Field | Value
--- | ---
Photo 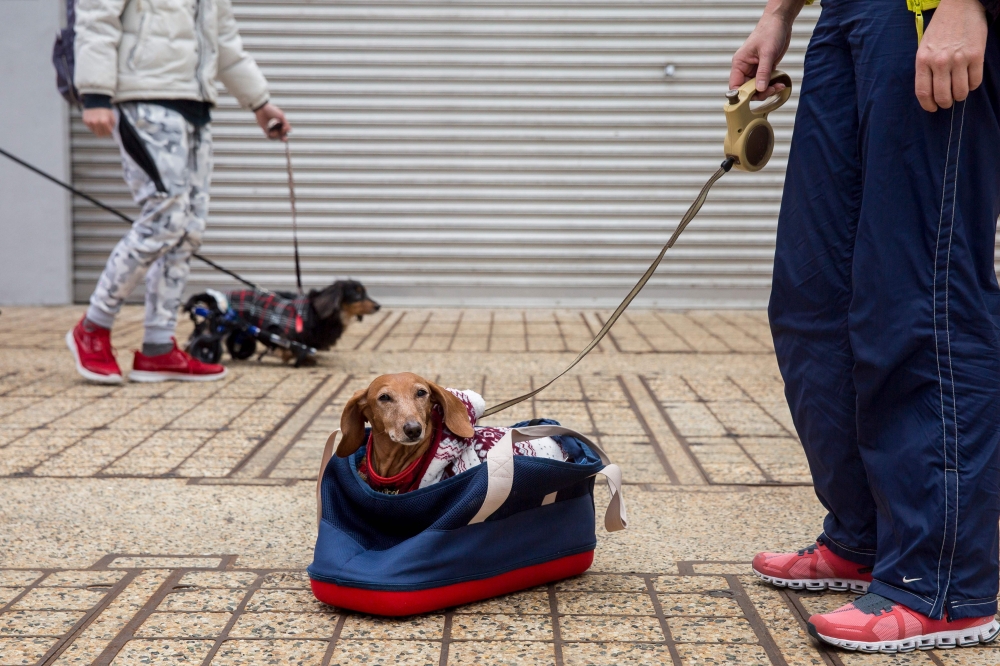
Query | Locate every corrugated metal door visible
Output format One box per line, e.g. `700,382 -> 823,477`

71,0 -> 821,307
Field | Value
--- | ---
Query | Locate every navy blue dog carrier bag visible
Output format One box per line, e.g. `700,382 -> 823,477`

308,423 -> 627,616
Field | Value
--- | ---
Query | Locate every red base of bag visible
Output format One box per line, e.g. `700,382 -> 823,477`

311,550 -> 594,616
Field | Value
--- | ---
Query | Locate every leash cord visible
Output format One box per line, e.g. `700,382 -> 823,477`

284,139 -> 304,294
482,157 -> 735,418
0,145 -> 261,291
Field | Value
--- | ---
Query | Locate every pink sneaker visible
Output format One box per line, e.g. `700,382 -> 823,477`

752,542 -> 872,592
65,317 -> 123,384
808,593 -> 1000,653
129,339 -> 227,383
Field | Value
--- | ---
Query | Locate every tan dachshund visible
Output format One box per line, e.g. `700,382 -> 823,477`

338,373 -> 475,484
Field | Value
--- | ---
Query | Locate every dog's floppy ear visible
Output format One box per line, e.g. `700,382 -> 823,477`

429,382 -> 474,439
312,283 -> 343,320
338,389 -> 369,457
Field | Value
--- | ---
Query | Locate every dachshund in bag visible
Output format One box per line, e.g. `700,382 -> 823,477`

336,373 -> 567,494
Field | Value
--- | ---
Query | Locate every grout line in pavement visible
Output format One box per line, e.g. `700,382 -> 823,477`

644,574 -> 683,666
617,376 -> 679,484
725,574 -> 788,666
636,374 -> 711,484
226,373 -> 331,477
259,374 -> 352,478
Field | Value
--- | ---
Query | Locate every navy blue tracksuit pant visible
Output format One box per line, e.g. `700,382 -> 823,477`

770,0 -> 1000,620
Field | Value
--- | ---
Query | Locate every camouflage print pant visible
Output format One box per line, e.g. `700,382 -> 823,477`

85,102 -> 212,345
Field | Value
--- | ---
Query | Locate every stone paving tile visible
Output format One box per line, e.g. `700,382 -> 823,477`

110,639 -> 214,664
157,588 -> 246,613
9,587 -> 109,610
340,614 -> 445,640
556,592 -> 657,616
211,639 -> 331,665
243,589 -> 328,612
449,614 -> 552,641
675,643 -> 772,665
228,611 -> 339,638
0,610 -> 84,636
177,571 -> 259,589
561,642 -> 673,665
135,611 -> 233,638
458,591 -> 550,615
0,636 -> 57,664
40,570 -> 125,588
667,616 -> 758,643
0,572 -> 43,588
448,641 -> 555,665
328,639 -> 440,665
558,615 -> 664,641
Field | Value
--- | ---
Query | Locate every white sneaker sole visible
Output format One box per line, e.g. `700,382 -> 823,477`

129,368 -> 228,383
65,330 -> 123,385
752,567 -> 870,593
811,618 -> 1000,653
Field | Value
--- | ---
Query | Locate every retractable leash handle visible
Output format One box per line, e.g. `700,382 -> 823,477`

723,70 -> 793,172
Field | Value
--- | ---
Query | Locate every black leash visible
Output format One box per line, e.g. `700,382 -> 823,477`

0,145 -> 261,291
482,158 -> 735,417
282,129 -> 303,293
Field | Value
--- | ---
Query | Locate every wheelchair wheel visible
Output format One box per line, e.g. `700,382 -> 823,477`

226,332 -> 257,360
188,336 -> 223,364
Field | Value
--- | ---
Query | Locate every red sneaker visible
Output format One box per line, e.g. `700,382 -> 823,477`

752,542 -> 872,592
129,339 -> 227,383
808,593 -> 1000,653
66,317 -> 123,384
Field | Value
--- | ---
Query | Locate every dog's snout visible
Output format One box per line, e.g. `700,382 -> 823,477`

373,302 -> 381,312
402,421 -> 422,441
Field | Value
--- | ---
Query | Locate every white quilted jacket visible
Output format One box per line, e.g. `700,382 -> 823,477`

73,0 -> 269,110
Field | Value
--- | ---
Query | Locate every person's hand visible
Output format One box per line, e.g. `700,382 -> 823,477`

255,102 -> 290,140
82,108 -> 116,138
915,0 -> 988,112
730,1 -> 804,99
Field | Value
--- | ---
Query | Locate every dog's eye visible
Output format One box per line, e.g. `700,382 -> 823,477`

415,389 -> 428,398
378,394 -> 392,403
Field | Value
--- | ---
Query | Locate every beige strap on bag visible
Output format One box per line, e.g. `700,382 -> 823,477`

466,425 -> 628,532
316,429 -> 341,527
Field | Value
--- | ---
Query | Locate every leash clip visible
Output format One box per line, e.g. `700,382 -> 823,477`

723,70 -> 793,172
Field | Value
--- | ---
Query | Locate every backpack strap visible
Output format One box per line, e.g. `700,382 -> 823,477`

316,429 -> 341,527
467,425 -> 627,532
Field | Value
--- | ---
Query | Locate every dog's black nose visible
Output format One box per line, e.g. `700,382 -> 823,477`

403,421 -> 422,440
373,302 -> 381,312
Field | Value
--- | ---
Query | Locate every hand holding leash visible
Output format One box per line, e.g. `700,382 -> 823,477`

258,104 -> 290,140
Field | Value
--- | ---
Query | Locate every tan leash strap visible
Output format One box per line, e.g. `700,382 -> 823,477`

482,159 -> 734,418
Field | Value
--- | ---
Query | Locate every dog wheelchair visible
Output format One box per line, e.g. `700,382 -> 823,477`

182,290 -> 317,367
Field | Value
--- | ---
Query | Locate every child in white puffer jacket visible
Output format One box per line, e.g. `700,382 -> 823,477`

66,0 -> 290,384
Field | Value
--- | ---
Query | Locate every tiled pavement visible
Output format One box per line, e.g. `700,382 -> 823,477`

0,306 -> 996,665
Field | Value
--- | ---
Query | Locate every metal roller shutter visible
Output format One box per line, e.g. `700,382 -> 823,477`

70,0 -> 821,307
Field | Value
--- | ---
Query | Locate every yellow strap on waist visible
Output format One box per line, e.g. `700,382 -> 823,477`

907,0 -> 941,42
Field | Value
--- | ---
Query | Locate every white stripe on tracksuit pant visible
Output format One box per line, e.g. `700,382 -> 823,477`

85,102 -> 212,345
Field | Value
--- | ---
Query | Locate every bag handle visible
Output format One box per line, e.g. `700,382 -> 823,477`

317,429 -> 341,527
467,425 -> 627,532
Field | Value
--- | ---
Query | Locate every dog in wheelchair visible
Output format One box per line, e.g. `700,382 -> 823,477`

183,280 -> 380,367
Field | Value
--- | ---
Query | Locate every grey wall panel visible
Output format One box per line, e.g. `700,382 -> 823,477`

72,0 -> 824,307
2,0 -> 72,305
